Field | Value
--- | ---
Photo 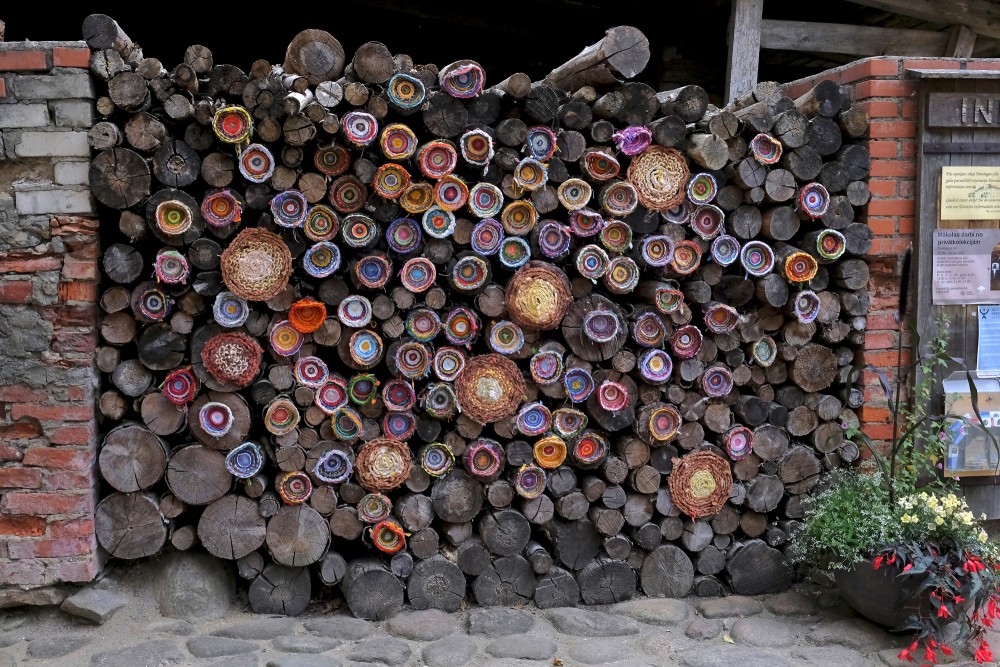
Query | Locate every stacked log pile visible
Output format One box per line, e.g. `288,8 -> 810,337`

87,13 -> 870,618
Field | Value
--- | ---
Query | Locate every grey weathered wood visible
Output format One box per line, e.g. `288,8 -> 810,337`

534,566 -> 581,608
543,518 -> 602,570
480,509 -> 531,557
640,544 -> 694,597
845,0 -> 1000,41
408,555 -> 466,612
725,0 -> 764,104
198,494 -> 266,560
760,19 -> 949,57
578,557 -> 636,604
473,555 -> 535,605
249,563 -> 311,616
342,558 -> 404,620
95,492 -> 167,559
727,539 -> 793,595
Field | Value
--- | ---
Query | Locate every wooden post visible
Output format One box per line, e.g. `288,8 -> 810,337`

725,0 -> 764,105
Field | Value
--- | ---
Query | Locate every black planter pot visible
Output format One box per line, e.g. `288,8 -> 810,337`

834,558 -> 923,630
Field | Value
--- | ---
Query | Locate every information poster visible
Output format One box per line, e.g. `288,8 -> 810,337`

933,229 -> 1000,304
979,306 -> 1000,377
941,166 -> 1000,220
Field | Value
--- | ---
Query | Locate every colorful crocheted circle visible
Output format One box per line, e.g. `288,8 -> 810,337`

373,163 -> 411,200
537,221 -> 572,259
270,320 -> 303,357
387,72 -> 426,109
155,200 -> 193,236
355,438 -> 412,492
558,178 -> 592,211
213,105 -> 253,143
400,257 -> 436,293
444,307 -> 480,346
464,438 -> 505,479
799,182 -> 830,219
534,436 -> 567,469
632,311 -> 667,348
514,464 -> 547,499
434,175 -> 469,211
600,181 -> 638,217
516,402 -> 552,437
331,405 -> 362,440
422,205 -> 457,239
460,129 -> 494,166
701,365 -> 734,397
582,308 -> 621,344
358,493 -> 393,523
386,217 -> 422,255
371,521 -> 406,554
423,382 -> 458,419
154,250 -> 189,285
552,408 -> 588,439
201,332 -> 262,388
314,144 -> 352,176
162,368 -> 197,405
725,426 -> 754,461
582,149 -> 621,181
330,176 -> 368,214
569,208 -> 604,237
454,353 -> 524,424
525,125 -> 557,161
295,356 -> 330,389
302,241 -> 342,278
711,234 -> 741,266
349,330 -> 384,368
400,181 -> 435,214
653,286 -> 684,314
421,443 -> 455,477
571,430 -> 609,467
670,240 -> 703,275
785,252 -> 819,283
750,133 -> 783,165
704,303 -> 740,334
264,397 -> 299,435
662,200 -> 693,224
793,290 -> 822,324
288,298 -> 327,334
612,125 -> 652,156
670,325 -> 703,360
136,286 -> 171,321
687,172 -> 718,205
597,380 -> 629,411
342,111 -> 379,147
530,350 -> 564,385
690,204 -> 725,240
226,441 -> 264,479
514,157 -> 548,191
201,189 -> 242,227
451,256 -> 489,293
439,61 -> 485,98
354,254 -> 393,289
639,348 -> 673,385
627,145 -> 690,211
600,220 -> 633,254
498,237 -> 531,269
212,291 -> 250,328
501,200 -> 537,236
468,183 -> 504,219
433,347 -> 466,382
314,448 -> 352,484
751,336 -> 778,367
341,214 -> 378,249
418,141 -> 458,179
563,367 -> 594,403
382,378 -> 416,412
740,240 -> 775,277
270,190 -> 309,228
347,373 -> 379,405
649,405 -> 681,442
238,144 -> 275,183
605,257 -> 638,293
471,218 -> 505,255
337,295 -> 373,328
641,235 -> 675,267
576,244 -> 610,281
394,340 -> 431,379
277,471 -> 313,505
220,228 -> 293,302
815,229 -> 846,260
199,402 -> 234,438
405,308 -> 441,342
490,320 -> 525,355
315,379 -> 348,414
382,410 -> 416,440
380,123 -> 418,160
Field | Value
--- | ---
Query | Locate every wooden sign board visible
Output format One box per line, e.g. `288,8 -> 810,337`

929,93 -> 1000,128
940,167 -> 1000,220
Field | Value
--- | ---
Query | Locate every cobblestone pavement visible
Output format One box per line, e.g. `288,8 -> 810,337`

0,583 -> 995,667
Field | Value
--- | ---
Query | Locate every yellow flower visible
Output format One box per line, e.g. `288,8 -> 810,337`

935,516 -> 945,526
980,531 -> 989,543
901,514 -> 912,524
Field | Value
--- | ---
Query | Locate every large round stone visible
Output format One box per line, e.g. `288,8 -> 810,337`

153,551 -> 235,621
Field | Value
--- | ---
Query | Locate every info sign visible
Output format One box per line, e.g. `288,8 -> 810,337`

932,229 -> 1000,304
941,167 -> 1000,220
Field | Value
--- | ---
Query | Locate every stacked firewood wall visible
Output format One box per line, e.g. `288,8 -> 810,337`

86,14 -> 871,618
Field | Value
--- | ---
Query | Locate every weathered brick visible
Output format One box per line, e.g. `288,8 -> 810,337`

898,217 -> 914,234
67,386 -> 90,401
53,160 -> 91,185
10,405 -> 93,422
1,491 -> 92,515
869,120 -> 916,139
868,140 -> 899,158
855,80 -> 917,99
51,332 -> 96,353
870,160 -> 916,177
0,255 -> 61,273
8,536 -> 94,559
52,558 -> 99,583
0,78 -> 6,98
14,131 -> 89,157
0,445 -> 25,461
0,515 -> 46,537
49,518 -> 95,539
0,385 -> 48,402
864,349 -> 912,367
0,103 -> 49,128
61,256 -> 97,281
867,217 -> 895,236
23,447 -> 90,470
0,560 -> 47,586
863,422 -> 897,441
48,424 -> 94,446
0,467 -> 44,489
902,58 -> 962,71
869,237 -> 913,256
57,281 -> 98,303
0,50 -> 48,72
838,58 -> 900,82
857,101 -> 899,118
45,471 -> 93,491
15,188 -> 94,216
868,180 -> 896,198
868,199 -> 915,216
53,47 -> 91,68
14,72 -> 94,100
0,279 -> 33,304
50,100 -> 94,128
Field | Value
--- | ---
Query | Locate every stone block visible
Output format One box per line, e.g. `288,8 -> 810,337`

0,104 -> 48,128
15,187 -> 92,215
60,586 -> 129,624
153,551 -> 235,621
54,160 -> 90,185
14,71 -> 94,100
50,100 -> 93,128
14,131 -> 89,157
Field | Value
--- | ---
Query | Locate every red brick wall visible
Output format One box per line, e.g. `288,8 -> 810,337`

0,42 -> 100,590
784,56 -> 1000,451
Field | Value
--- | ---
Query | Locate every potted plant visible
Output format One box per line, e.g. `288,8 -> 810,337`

791,257 -> 1000,663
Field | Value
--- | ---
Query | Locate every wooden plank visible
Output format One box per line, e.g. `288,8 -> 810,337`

725,0 -> 764,105
927,92 -> 1000,127
760,19 -> 948,57
924,142 -> 1000,153
846,0 -> 1000,41
948,25 -> 978,58
909,69 -> 1000,79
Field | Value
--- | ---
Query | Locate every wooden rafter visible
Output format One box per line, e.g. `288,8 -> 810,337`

846,0 -> 1000,41
760,19 -> 950,57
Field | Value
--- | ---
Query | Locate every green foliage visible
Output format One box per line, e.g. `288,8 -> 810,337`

789,469 -> 902,570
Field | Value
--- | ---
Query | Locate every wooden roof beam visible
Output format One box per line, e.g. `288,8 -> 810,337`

760,19 -> 950,57
845,0 -> 1000,41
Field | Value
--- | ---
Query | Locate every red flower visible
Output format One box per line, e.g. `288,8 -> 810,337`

975,639 -> 994,663
897,644 -> 914,662
924,645 -> 937,664
874,555 -> 884,570
941,644 -> 953,656
937,605 -> 951,619
903,563 -> 913,572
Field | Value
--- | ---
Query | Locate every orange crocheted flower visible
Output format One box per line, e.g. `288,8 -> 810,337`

288,298 -> 327,333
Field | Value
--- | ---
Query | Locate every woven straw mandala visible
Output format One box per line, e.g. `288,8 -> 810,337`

627,146 -> 691,212
355,438 -> 413,492
668,450 -> 732,518
455,353 -> 525,424
220,228 -> 293,301
201,331 -> 263,388
505,262 -> 573,331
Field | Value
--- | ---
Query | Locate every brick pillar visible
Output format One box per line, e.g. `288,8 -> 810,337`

0,41 -> 100,596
